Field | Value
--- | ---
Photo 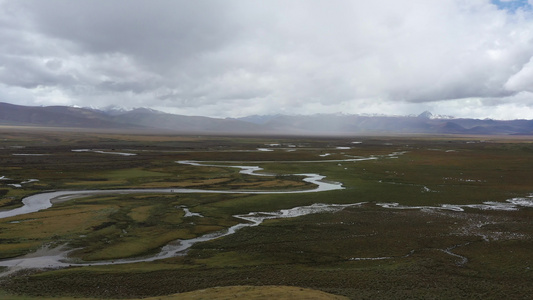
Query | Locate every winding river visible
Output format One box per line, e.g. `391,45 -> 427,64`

2,153 -> 533,275
0,163 -> 344,220
0,202 -> 364,275
0,159 -> 353,274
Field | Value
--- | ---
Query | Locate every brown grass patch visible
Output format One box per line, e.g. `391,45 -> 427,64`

0,204 -> 112,240
64,180 -> 124,186
128,205 -> 154,223
79,228 -> 194,261
228,179 -> 306,189
139,178 -> 232,188
143,285 -> 350,300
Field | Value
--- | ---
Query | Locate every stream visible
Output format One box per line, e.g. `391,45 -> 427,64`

2,153 -> 532,275
0,160 -> 345,220
0,159 -> 350,274
0,203 -> 364,275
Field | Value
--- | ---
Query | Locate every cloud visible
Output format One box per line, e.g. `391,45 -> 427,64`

1,0 -> 533,118
505,57 -> 533,91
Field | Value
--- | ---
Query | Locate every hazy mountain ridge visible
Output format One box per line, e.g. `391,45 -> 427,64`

0,102 -> 127,128
1,102 -> 533,135
110,107 -> 263,134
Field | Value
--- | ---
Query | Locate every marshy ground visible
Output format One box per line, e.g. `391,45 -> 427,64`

0,127 -> 532,299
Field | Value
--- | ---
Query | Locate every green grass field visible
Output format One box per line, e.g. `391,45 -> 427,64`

0,128 -> 532,299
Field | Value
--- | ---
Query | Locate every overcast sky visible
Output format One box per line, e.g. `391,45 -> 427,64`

1,0 -> 533,119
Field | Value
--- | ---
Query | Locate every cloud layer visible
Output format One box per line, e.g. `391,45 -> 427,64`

1,0 -> 533,119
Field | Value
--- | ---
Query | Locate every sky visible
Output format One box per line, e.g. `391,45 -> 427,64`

1,0 -> 533,119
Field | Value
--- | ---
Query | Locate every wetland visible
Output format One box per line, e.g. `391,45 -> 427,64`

0,127 -> 532,299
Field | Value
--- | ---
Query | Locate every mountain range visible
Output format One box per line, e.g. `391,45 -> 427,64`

1,102 -> 533,136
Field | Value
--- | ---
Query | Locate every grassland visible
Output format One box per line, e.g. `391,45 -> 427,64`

0,127 -> 532,299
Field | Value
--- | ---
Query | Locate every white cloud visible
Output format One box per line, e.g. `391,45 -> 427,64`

1,0 -> 533,119
505,57 -> 533,91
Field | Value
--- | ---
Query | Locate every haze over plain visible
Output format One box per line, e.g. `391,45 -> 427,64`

1,0 -> 533,119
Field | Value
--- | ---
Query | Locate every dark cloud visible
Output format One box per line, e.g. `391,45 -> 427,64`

29,2 -> 230,48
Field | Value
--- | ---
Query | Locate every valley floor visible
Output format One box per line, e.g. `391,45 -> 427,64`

0,128 -> 531,299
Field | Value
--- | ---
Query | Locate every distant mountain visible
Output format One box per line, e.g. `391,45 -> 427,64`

97,105 -> 132,116
1,102 -> 533,135
249,113 -> 533,135
0,102 -> 127,128
110,108 -> 263,134
417,111 -> 433,119
0,102 -> 260,134
234,114 -> 282,125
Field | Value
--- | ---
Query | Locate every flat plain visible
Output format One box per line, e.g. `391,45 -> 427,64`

0,126 -> 532,299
